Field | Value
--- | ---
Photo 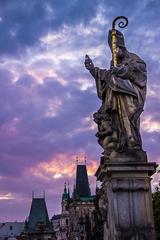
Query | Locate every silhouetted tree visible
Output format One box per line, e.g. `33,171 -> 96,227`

153,182 -> 160,240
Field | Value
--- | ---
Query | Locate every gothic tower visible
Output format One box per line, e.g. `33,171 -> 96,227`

75,164 -> 91,198
69,162 -> 95,240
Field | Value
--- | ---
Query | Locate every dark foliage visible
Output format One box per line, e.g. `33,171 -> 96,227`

153,183 -> 160,240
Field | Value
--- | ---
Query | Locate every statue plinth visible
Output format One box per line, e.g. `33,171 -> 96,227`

95,155 -> 157,240
100,149 -> 148,165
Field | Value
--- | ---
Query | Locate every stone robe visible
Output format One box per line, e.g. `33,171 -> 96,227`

91,51 -> 147,156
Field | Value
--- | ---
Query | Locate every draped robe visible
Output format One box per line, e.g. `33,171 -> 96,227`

90,51 -> 147,154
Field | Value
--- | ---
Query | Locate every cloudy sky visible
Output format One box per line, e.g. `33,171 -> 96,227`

0,0 -> 160,221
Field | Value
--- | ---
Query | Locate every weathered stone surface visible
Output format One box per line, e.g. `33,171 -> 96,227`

96,161 -> 157,240
85,26 -> 147,159
109,149 -> 147,163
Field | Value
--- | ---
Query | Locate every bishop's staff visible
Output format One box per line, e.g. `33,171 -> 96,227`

111,16 -> 128,66
111,16 -> 128,150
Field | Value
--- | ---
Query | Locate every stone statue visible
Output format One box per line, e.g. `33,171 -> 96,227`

84,20 -> 147,159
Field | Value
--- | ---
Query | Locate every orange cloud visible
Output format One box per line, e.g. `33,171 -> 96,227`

29,153 -> 98,180
87,161 -> 99,176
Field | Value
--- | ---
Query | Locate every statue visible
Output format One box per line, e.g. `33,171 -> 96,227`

84,17 -> 147,159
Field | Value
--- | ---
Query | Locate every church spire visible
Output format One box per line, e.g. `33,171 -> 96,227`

62,182 -> 68,201
75,162 -> 91,198
67,182 -> 70,199
64,182 -> 67,193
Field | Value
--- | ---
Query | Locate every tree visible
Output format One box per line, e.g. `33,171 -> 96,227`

153,182 -> 160,239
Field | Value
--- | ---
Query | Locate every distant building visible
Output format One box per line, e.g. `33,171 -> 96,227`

0,163 -> 97,240
0,222 -> 24,240
21,197 -> 56,240
52,183 -> 70,240
60,183 -> 70,240
68,163 -> 95,240
51,215 -> 61,240
51,163 -> 96,240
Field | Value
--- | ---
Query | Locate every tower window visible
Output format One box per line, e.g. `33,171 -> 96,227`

66,219 -> 68,225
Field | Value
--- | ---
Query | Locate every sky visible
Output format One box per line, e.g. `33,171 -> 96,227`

0,0 -> 160,222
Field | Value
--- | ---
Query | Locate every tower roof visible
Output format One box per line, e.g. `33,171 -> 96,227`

27,198 -> 52,232
62,182 -> 69,201
75,164 -> 91,198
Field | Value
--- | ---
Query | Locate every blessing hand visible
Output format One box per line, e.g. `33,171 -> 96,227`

84,54 -> 94,71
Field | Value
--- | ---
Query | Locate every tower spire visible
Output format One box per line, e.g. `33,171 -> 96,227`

76,156 -> 79,165
62,182 -> 68,201
64,182 -> 67,193
67,182 -> 70,199
84,155 -> 87,165
75,163 -> 91,197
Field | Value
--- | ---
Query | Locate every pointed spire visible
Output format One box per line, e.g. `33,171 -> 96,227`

62,182 -> 68,201
84,156 -> 87,165
76,156 -> 79,165
75,164 -> 91,197
32,191 -> 34,199
64,182 -> 67,193
67,182 -> 70,199
28,198 -> 52,231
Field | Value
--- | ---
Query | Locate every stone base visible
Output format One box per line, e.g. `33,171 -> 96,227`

95,160 -> 157,240
101,149 -> 147,164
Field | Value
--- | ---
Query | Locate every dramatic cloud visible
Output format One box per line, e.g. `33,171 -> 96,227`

0,0 -> 160,221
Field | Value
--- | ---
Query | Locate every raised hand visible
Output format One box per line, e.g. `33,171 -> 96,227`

84,54 -> 94,71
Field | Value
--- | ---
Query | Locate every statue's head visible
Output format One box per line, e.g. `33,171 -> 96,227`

108,29 -> 125,49
108,29 -> 126,59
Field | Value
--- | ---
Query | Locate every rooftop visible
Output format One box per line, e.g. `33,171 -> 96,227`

27,198 -> 53,232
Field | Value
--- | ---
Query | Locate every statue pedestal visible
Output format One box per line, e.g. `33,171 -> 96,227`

95,158 -> 157,240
